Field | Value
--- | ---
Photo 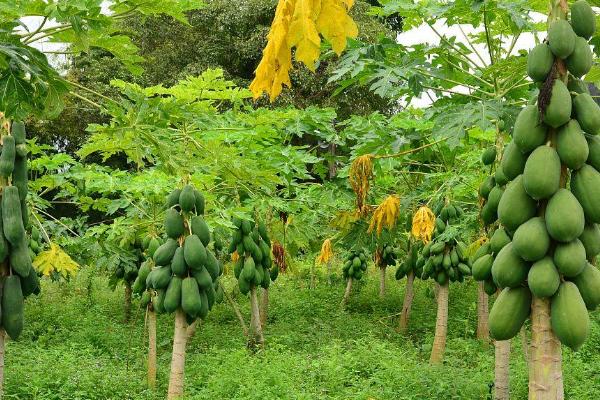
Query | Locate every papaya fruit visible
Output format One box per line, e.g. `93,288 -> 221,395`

12,155 -> 27,201
490,228 -> 511,254
238,276 -> 250,295
20,267 -> 39,297
568,76 -> 590,95
489,287 -> 532,340
551,281 -> 590,351
2,275 -> 23,340
494,167 -> 509,186
527,43 -> 554,82
571,0 -> 596,39
579,224 -> 600,259
165,209 -> 185,239
193,266 -> 213,290
528,257 -> 560,298
548,19 -> 576,59
153,289 -> 166,313
556,120 -> 589,170
484,279 -> 497,296
481,202 -> 497,225
191,215 -> 210,247
9,239 -> 31,278
573,93 -> 600,135
166,189 -> 181,208
513,105 -> 547,153
587,136 -> 600,171
566,36 -> 593,77
471,243 -> 491,264
198,290 -> 209,319
481,147 -> 497,165
479,176 -> 495,199
258,222 -> 270,245
484,186 -> 504,223
543,79 -> 572,128
241,257 -> 256,283
491,243 -> 529,288
193,189 -> 205,215
163,276 -> 182,313
430,242 -> 446,255
153,238 -> 178,266
171,247 -> 187,277
233,257 -> 243,279
571,165 -> 600,223
151,266 -> 172,289
147,237 -> 161,258
497,175 -> 537,232
472,254 -> 493,281
500,142 -> 527,181
545,189 -> 585,242
179,185 -> 196,213
270,265 -> 279,281
140,291 -> 151,309
0,205 -> 7,262
2,186 -> 25,246
523,146 -> 560,200
183,234 -> 207,270
11,121 -> 26,144
181,277 -> 202,317
571,263 -> 600,310
512,217 -> 550,262
0,135 -> 15,178
205,251 -> 220,281
254,265 -> 265,286
241,220 -> 252,235
554,239 -> 587,277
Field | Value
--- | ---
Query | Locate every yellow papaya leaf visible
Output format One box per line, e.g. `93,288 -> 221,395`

411,206 -> 435,243
288,0 -> 322,71
316,238 -> 333,264
349,154 -> 374,213
33,243 -> 79,278
368,195 -> 401,236
316,0 -> 358,54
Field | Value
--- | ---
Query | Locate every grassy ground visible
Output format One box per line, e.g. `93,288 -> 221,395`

5,265 -> 600,399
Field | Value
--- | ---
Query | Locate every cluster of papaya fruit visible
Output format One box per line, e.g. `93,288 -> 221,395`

229,218 -> 277,295
395,243 -> 420,280
378,243 -> 398,269
342,249 -> 368,280
111,241 -> 145,289
136,185 -> 223,323
417,203 -> 470,285
0,122 -> 40,340
476,2 -> 600,351
28,225 -> 44,261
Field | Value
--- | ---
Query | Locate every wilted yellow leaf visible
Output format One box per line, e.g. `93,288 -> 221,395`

368,195 -> 401,236
316,238 -> 333,264
411,206 -> 435,243
288,0 -> 321,70
349,154 -> 374,214
33,243 -> 79,278
316,0 -> 358,54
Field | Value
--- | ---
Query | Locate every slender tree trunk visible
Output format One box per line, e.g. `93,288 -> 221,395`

379,267 -> 386,298
495,339 -> 511,400
521,325 -> 529,364
429,283 -> 449,365
528,297 -> 564,399
222,283 -> 248,336
248,286 -> 264,348
477,282 -> 489,341
398,271 -> 415,333
124,281 -> 132,323
147,308 -> 157,390
341,278 -> 353,308
260,288 -> 269,328
167,309 -> 189,400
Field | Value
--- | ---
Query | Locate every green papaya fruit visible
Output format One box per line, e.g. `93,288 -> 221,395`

512,217 -> 551,262
2,186 -> 25,246
153,289 -> 166,313
579,224 -> 600,259
568,76 -> 590,95
457,263 -> 471,276
193,266 -> 213,290
556,120 -> 589,170
513,105 -> 547,153
430,242 -> 445,255
545,189 -> 585,242
450,248 -> 459,267
179,185 -> 196,213
472,254 -> 494,281
20,267 -> 39,297
484,279 -> 497,296
205,251 -> 220,281
527,43 -> 554,82
191,215 -> 210,247
487,186 -> 504,211
198,290 -> 209,319
490,228 -> 511,254
166,189 -> 181,208
548,19 -> 576,59
163,276 -> 182,313
523,146 -> 560,200
241,257 -> 256,283
151,266 -> 172,289
497,175 -> 537,232
171,247 -> 187,277
494,167 -> 509,186
241,220 -> 252,235
11,121 -> 26,144
482,147 -> 497,165
587,136 -> 600,171
238,276 -> 250,295
2,275 -> 23,340
181,277 -> 202,317
527,257 -> 560,298
571,165 -> 600,223
554,239 -> 587,277
0,135 -> 15,178
12,155 -> 27,201
500,141 -> 527,181
471,243 -> 491,264
481,202 -> 497,225
9,239 -> 31,278
479,176 -> 495,199
0,205 -> 7,262
193,189 -> 205,215
140,291 -> 151,309
489,287 -> 532,340
233,257 -> 243,279
270,265 -> 279,281
571,0 -> 596,39
435,218 -> 446,233
551,281 -> 589,351
165,209 -> 185,239
543,79 -> 572,128
491,243 -> 529,288
183,235 -> 207,270
153,238 -> 178,266
147,238 -> 161,258
254,265 -> 265,286
573,93 -> 600,134
571,263 -> 600,310
566,36 -> 593,77
442,253 -> 452,270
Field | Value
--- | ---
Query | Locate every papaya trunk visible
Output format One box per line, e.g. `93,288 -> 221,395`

477,282 -> 489,341
248,286 -> 264,348
398,271 -> 415,333
379,267 -> 386,298
221,282 -> 248,337
147,308 -> 157,390
341,278 -> 353,308
429,283 -> 449,365
528,297 -> 564,400
167,309 -> 189,400
124,281 -> 132,323
260,287 -> 269,328
494,339 -> 511,400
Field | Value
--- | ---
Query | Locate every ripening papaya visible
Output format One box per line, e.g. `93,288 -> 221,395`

500,141 -> 527,180
579,224 -> 600,259
566,37 -> 593,77
472,254 -> 494,281
479,176 -> 495,199
571,0 -> 596,40
571,165 -> 600,223
568,77 -> 590,95
184,234 -> 207,270
490,228 -> 511,254
548,19 -> 576,59
481,147 -> 497,165
163,276 -> 182,313
153,238 -> 178,266
543,79 -> 572,128
489,287 -> 532,340
512,217 -> 550,262
165,209 -> 185,239
527,257 -> 560,298
2,275 -> 23,340
513,105 -> 548,153
573,93 -> 600,135
556,120 -> 589,170
523,146 -> 561,200
491,243 -> 530,288
551,281 -> 589,351
171,247 -> 187,277
2,186 -> 25,246
0,135 -> 15,178
498,175 -> 537,231
554,239 -> 587,277
527,43 -> 554,82
571,263 -> 600,310
191,215 -> 210,247
587,136 -> 600,171
181,277 -> 202,317
545,189 -> 585,242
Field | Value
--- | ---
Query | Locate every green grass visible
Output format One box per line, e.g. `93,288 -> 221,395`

5,265 -> 600,399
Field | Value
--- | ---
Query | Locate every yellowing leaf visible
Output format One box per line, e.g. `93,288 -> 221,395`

411,206 -> 435,244
316,0 -> 358,54
349,154 -> 374,213
316,238 -> 333,264
33,243 -> 79,278
288,0 -> 321,70
368,195 -> 401,236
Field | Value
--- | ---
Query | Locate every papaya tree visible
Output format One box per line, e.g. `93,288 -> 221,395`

340,248 -> 369,308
